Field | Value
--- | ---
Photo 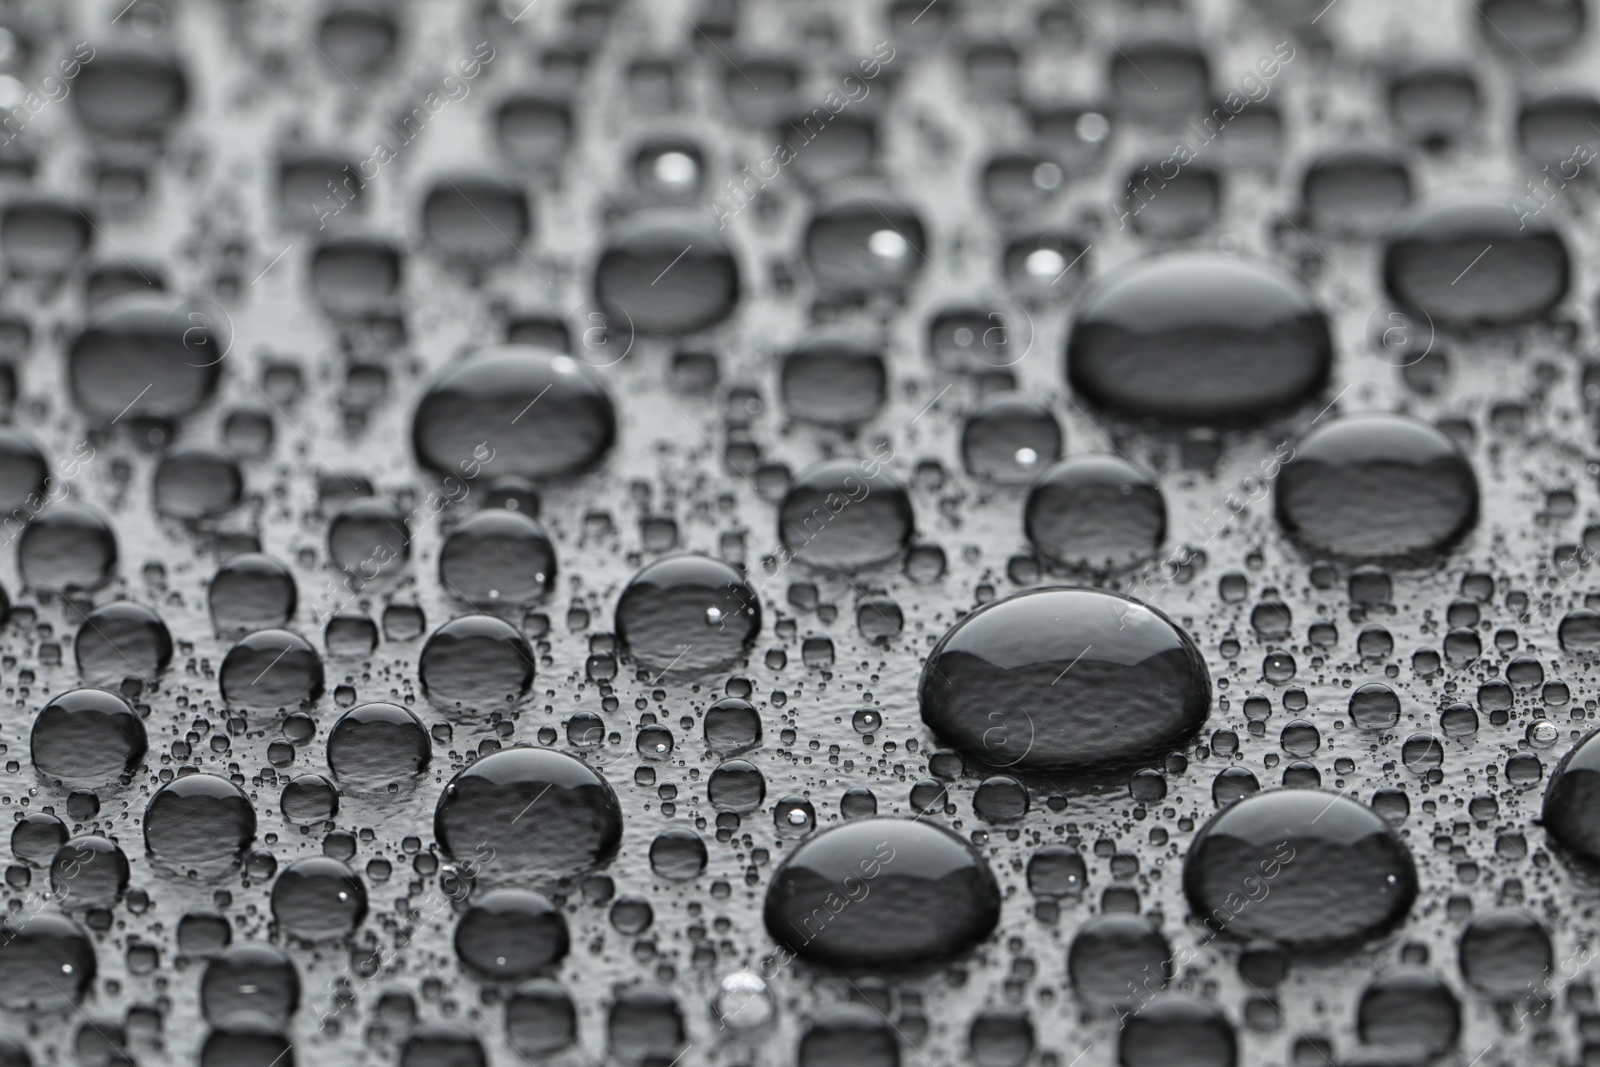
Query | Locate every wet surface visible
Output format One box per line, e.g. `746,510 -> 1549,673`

4,1 -> 1600,1066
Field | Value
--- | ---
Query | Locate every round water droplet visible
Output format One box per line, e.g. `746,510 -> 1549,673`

454,889 -> 568,979
1349,683 -> 1401,730
1458,910 -> 1552,998
201,942 -> 298,1023
50,835 -> 128,908
68,294 -> 223,420
327,701 -> 430,787
704,697 -> 761,753
780,337 -> 887,426
960,394 -> 1063,484
434,747 -> 622,883
19,502 -> 118,592
0,427 -> 46,512
806,182 -> 926,293
707,760 -> 765,813
1383,190 -> 1569,325
440,509 -> 556,606
1066,252 -> 1332,423
1184,790 -> 1417,947
208,553 -> 297,633
30,687 -> 146,782
72,48 -> 188,137
413,347 -> 616,480
0,913 -> 96,1010
1301,148 -> 1412,234
920,587 -> 1209,769
326,496 -> 409,578
777,459 -> 914,571
153,443 -> 242,520
649,828 -> 708,880
1539,728 -> 1600,862
1118,996 -> 1236,1067
219,629 -> 324,711
200,1015 -> 294,1067
422,176 -> 530,261
418,614 -> 535,705
1275,413 -> 1478,558
616,554 -> 761,672
270,857 -> 366,941
74,601 -> 172,685
1068,912 -> 1171,1005
144,773 -> 256,867
1024,455 -> 1166,571
764,818 -> 1000,967
798,1004 -> 898,1067
713,970 -> 774,1031
594,215 -> 738,334
1356,968 -> 1461,1058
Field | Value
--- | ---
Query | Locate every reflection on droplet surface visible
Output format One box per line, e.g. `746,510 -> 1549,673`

764,818 -> 1000,967
1275,414 -> 1477,558
920,587 -> 1209,769
1066,252 -> 1332,422
1184,790 -> 1417,947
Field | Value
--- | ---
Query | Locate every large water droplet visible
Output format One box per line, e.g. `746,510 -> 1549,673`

1184,790 -> 1417,947
1024,455 -> 1165,571
920,587 -> 1209,769
763,818 -> 1000,967
433,747 -> 622,883
1275,413 -> 1478,558
1066,252 -> 1332,423
615,554 -> 760,673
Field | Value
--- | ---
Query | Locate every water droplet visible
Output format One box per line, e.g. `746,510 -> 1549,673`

1024,455 -> 1165,571
454,889 -> 568,979
1276,413 -> 1477,558
30,687 -> 146,782
615,554 -> 761,672
1066,252 -> 1332,422
920,587 -> 1210,769
418,614 -> 534,706
1184,790 -> 1417,947
778,459 -> 913,571
764,818 -> 1000,967
144,773 -> 256,868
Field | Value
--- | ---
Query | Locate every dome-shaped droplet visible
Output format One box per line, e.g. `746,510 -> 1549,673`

1068,912 -> 1171,1006
615,554 -> 761,673
704,697 -> 761,754
326,496 -> 409,578
1356,968 -> 1461,1058
310,236 -> 401,314
153,443 -> 242,520
74,601 -> 172,685
30,687 -> 146,782
50,834 -> 128,908
1383,190 -> 1569,325
219,629 -> 324,711
412,347 -> 616,480
454,888 -> 569,979
1478,0 -> 1584,56
594,215 -> 739,334
433,747 -> 622,883
418,614 -> 534,705
1540,728 -> 1600,862
1184,790 -> 1417,947
1275,413 -> 1478,558
777,458 -> 913,571
764,818 -> 1000,967
208,553 -> 297,633
400,1024 -> 486,1067
0,428 -> 46,512
1065,252 -> 1332,423
144,773 -> 256,867
270,857 -> 366,941
18,502 -> 118,592
1024,455 -> 1165,571
1301,148 -> 1411,234
72,48 -> 188,137
1458,910 -> 1552,998
805,182 -> 926,293
0,912 -> 96,1010
439,509 -> 556,606
920,587 -> 1209,769
960,394 -> 1062,484
67,294 -> 223,420
1118,996 -> 1236,1067
799,1004 -> 899,1067
422,176 -> 530,261
327,701 -> 430,787
201,942 -> 298,1024
780,337 -> 887,425
200,1015 -> 294,1067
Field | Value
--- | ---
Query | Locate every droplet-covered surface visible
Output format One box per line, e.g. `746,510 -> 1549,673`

0,2 -> 1597,1065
